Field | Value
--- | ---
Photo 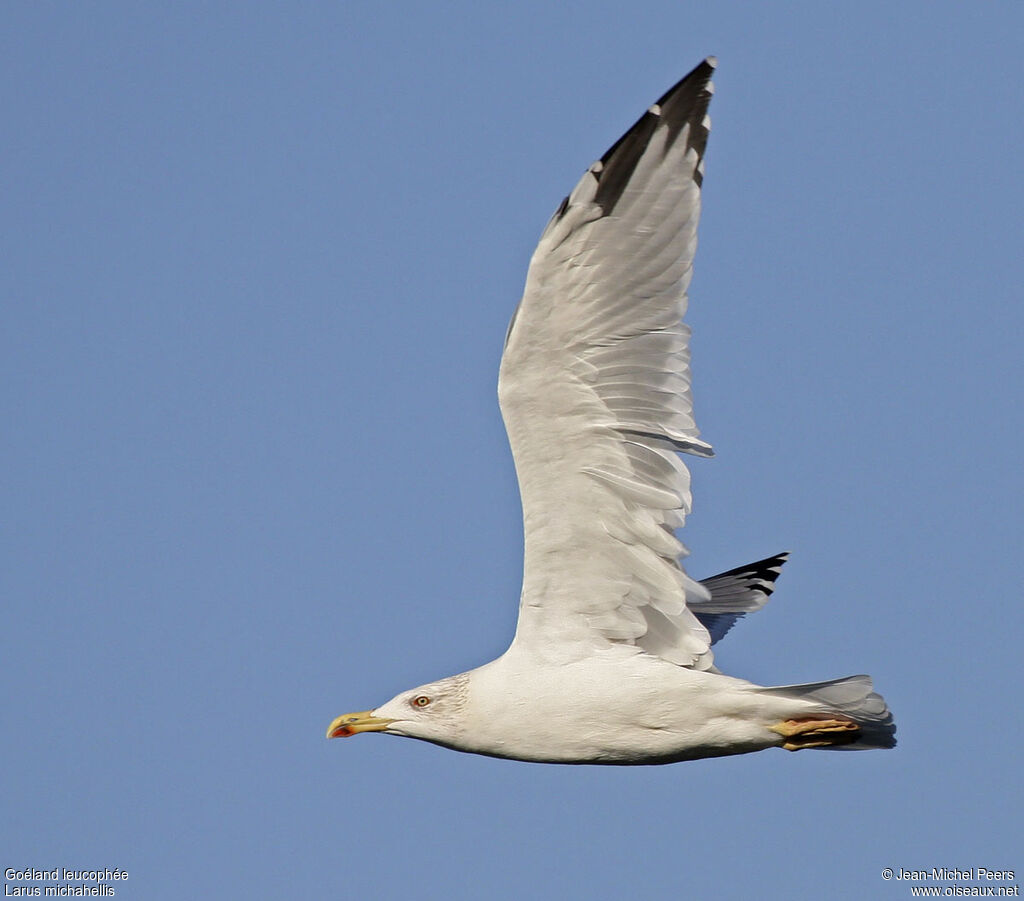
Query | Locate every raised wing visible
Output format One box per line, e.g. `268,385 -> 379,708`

499,59 -> 717,669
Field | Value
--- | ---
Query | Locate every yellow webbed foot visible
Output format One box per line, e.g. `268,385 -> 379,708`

770,716 -> 860,751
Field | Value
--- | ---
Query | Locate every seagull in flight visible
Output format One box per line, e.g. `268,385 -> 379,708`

327,58 -> 895,764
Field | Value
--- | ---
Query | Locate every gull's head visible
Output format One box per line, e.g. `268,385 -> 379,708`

326,673 -> 470,746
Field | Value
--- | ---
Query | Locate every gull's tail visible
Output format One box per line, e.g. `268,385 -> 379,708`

762,674 -> 897,751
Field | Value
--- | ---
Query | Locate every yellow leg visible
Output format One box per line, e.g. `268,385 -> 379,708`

770,716 -> 860,751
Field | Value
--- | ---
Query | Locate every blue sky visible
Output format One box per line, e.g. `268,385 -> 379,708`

4,2 -> 1022,898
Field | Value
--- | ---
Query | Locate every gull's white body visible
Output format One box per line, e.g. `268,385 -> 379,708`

327,59 -> 895,764
405,648 -> 808,765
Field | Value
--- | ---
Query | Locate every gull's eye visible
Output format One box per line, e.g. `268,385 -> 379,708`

411,695 -> 431,709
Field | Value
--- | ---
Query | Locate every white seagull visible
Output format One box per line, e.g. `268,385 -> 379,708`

327,58 -> 895,764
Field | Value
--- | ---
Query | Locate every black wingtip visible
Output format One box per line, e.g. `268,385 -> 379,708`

586,59 -> 716,215
705,552 -> 791,590
654,57 -> 717,105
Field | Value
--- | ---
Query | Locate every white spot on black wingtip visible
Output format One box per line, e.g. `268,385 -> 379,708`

705,55 -> 718,68
590,160 -> 604,174
706,80 -> 715,95
648,103 -> 662,116
701,113 -> 711,130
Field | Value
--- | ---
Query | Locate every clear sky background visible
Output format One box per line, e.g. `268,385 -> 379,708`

4,3 -> 1022,899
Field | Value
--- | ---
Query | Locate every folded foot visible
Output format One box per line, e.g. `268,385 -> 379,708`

770,716 -> 860,751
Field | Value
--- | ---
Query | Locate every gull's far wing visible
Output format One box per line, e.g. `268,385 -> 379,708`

499,59 -> 718,669
694,553 -> 789,645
